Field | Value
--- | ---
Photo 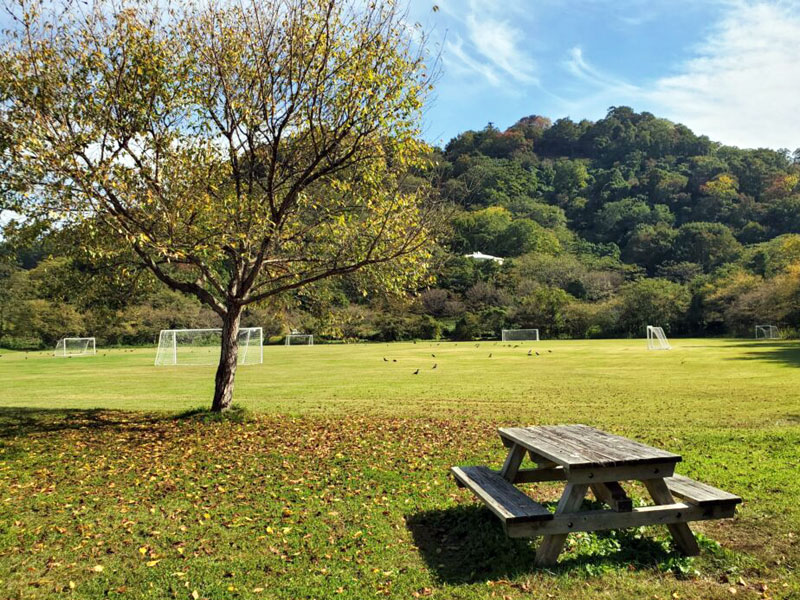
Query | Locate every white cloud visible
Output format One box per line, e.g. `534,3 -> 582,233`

565,47 -> 638,94
438,0 -> 537,87
650,1 -> 800,149
561,2 -> 800,149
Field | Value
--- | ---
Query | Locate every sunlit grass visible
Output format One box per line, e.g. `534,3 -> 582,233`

0,338 -> 798,598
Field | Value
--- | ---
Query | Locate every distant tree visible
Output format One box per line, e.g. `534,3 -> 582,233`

2,0 -> 439,411
539,118 -> 588,156
655,261 -> 704,284
674,223 -> 742,271
495,219 -> 561,257
694,174 -> 741,223
552,159 -> 590,197
512,286 -> 572,335
623,224 -> 678,272
451,207 -> 512,255
618,278 -> 690,335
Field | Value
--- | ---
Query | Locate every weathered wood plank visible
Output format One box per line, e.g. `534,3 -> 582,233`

645,478 -> 700,556
451,466 -> 553,524
508,501 -> 736,538
498,427 -> 586,466
590,481 -> 632,512
665,475 -> 742,507
534,483 -> 588,566
566,462 -> 676,484
513,467 -> 567,483
498,425 -> 681,469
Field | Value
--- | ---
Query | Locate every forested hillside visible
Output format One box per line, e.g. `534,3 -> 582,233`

3,107 -> 800,347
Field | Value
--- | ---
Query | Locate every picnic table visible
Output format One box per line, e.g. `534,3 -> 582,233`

452,424 -> 741,567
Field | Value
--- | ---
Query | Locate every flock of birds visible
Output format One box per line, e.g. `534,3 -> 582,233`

383,343 -> 553,375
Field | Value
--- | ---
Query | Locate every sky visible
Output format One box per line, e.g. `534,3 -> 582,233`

407,0 -> 800,151
2,0 -> 799,230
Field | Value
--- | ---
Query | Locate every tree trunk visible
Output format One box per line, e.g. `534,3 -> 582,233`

211,305 -> 242,412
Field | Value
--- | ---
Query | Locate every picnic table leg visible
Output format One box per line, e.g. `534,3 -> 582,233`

499,443 -> 526,481
644,478 -> 700,556
534,483 -> 588,567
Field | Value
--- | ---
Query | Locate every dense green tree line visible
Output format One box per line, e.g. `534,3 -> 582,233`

3,107 -> 800,347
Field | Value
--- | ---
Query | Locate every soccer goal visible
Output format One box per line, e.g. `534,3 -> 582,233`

755,324 -> 779,339
155,327 -> 263,366
54,337 -> 96,357
646,325 -> 671,351
501,328 -> 539,342
285,330 -> 314,346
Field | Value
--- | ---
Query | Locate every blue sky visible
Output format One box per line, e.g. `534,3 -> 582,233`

407,0 -> 800,150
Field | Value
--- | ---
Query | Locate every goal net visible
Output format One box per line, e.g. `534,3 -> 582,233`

646,325 -> 671,350
155,327 -> 263,366
285,332 -> 314,345
501,328 -> 539,342
54,337 -> 96,357
754,324 -> 779,339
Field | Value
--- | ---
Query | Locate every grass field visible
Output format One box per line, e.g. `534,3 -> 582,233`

1,338 -> 799,599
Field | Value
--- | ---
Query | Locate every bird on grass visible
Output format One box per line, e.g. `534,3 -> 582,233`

527,349 -> 532,356
548,350 -> 552,353
413,369 -> 420,375
535,351 -> 540,356
392,359 -> 397,362
383,357 -> 388,362
431,353 -> 436,358
488,353 -> 492,358
432,363 -> 437,369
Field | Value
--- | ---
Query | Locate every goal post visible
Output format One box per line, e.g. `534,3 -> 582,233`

501,328 -> 539,342
754,324 -> 779,339
154,327 -> 263,366
285,332 -> 314,346
54,337 -> 96,357
646,325 -> 671,351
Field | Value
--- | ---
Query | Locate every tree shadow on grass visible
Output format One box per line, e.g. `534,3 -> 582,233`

406,503 -> 684,584
723,341 -> 800,368
0,406 -> 163,440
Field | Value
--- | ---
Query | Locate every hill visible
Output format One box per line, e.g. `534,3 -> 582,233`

2,107 -> 800,346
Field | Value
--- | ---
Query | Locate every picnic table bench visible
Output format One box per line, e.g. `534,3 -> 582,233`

451,424 -> 741,566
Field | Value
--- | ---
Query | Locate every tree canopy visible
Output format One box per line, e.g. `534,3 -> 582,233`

1,0 -> 440,409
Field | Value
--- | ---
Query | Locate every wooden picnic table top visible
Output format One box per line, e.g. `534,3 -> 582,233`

498,424 -> 682,469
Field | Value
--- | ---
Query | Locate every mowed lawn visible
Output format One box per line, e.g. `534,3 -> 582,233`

0,339 -> 798,599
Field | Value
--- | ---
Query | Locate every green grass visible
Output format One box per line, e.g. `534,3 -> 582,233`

0,339 -> 798,599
